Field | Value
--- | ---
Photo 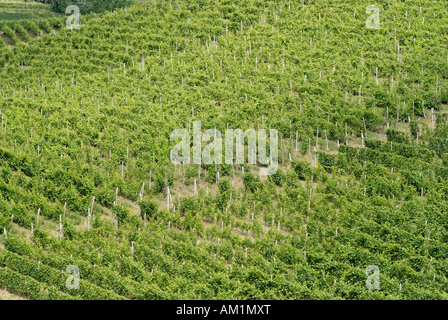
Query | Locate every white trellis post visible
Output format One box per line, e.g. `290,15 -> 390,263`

139,182 -> 145,200
345,122 -> 348,145
59,215 -> 63,239
295,131 -> 298,151
308,138 -> 311,157
87,208 -> 91,230
167,186 -> 170,209
376,67 -> 378,85
91,196 -> 95,213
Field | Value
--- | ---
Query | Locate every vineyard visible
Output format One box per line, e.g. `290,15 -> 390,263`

0,0 -> 60,21
0,0 -> 448,299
